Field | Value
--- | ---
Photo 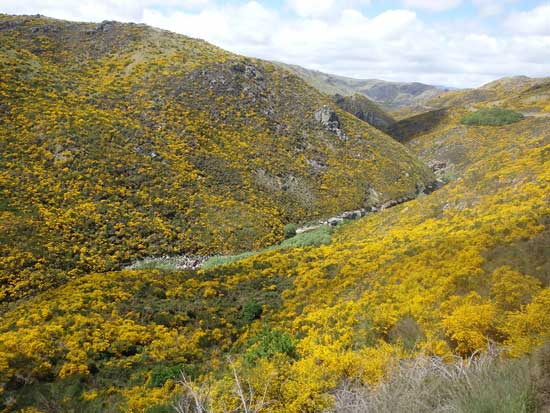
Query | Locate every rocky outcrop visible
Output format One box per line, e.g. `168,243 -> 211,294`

314,105 -> 348,141
84,20 -> 117,35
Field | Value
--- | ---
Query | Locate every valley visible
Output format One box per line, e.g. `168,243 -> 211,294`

0,12 -> 549,413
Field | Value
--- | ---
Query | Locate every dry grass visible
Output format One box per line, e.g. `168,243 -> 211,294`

333,347 -> 537,413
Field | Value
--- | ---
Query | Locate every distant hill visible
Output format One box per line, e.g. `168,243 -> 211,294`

276,62 -> 451,110
426,75 -> 550,110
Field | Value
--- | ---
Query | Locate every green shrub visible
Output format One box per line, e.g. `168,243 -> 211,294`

461,108 -> 524,126
241,299 -> 263,323
245,326 -> 297,365
284,223 -> 298,239
148,364 -> 184,388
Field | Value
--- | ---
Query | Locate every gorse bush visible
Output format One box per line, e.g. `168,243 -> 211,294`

0,14 -> 435,303
461,107 -> 524,126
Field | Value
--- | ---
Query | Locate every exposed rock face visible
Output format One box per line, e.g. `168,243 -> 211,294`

95,20 -> 116,33
428,160 -> 447,171
314,105 -> 348,141
332,94 -> 396,135
427,159 -> 456,183
84,20 -> 118,35
305,158 -> 328,174
314,105 -> 339,125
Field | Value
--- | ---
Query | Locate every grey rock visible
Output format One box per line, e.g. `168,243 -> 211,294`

341,210 -> 363,220
96,21 -> 116,32
305,158 -> 328,173
314,105 -> 348,141
429,160 -> 447,172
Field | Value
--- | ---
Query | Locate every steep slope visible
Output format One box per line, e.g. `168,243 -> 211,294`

388,108 -> 448,142
332,93 -> 397,135
1,65 -> 548,411
0,14 -> 435,303
277,62 -> 450,110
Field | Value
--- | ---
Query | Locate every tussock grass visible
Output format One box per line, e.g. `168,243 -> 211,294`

126,258 -> 179,271
202,225 -> 332,269
334,348 -> 537,413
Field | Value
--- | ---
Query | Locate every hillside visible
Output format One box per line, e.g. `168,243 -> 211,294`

0,14 -> 436,303
426,75 -> 550,112
332,93 -> 397,135
1,13 -> 549,413
277,63 -> 450,110
1,32 -> 549,411
389,75 -> 550,141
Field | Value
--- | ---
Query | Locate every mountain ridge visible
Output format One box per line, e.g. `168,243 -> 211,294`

276,62 -> 451,110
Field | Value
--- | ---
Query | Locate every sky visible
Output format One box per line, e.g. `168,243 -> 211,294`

1,0 -> 550,87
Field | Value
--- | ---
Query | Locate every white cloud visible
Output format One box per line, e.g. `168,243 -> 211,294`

505,3 -> 550,35
471,0 -> 518,17
285,0 -> 336,17
1,0 -> 550,88
401,0 -> 462,12
284,0 -> 371,18
471,0 -> 501,16
143,1 -> 277,48
0,0 -> 212,22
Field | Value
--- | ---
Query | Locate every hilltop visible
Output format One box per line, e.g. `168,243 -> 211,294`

426,75 -> 550,112
0,14 -> 435,303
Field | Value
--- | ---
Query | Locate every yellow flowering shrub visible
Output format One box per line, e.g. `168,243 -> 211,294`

0,13 -> 549,413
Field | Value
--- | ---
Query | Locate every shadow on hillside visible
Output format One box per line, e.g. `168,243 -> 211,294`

388,108 -> 448,142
